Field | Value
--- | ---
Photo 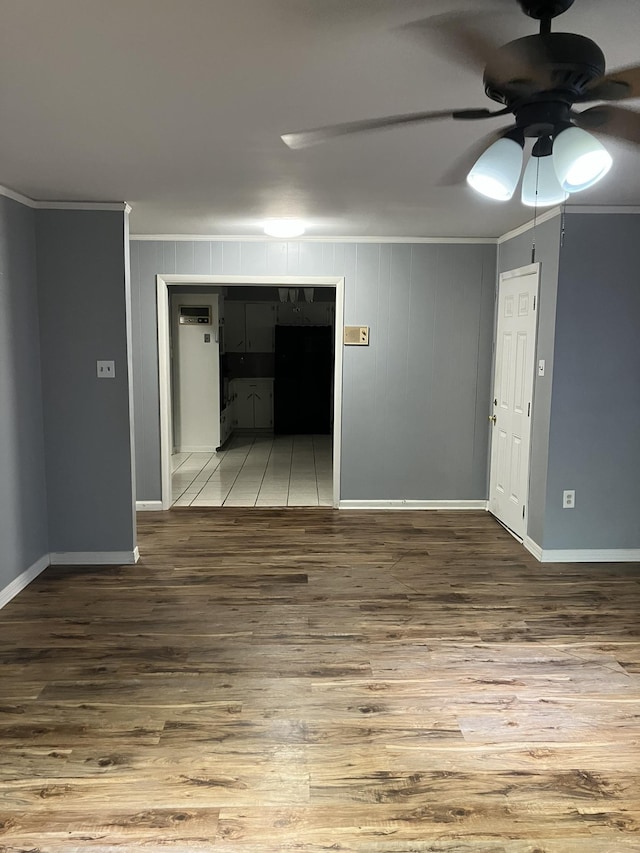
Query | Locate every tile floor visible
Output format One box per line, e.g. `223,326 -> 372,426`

171,433 -> 333,507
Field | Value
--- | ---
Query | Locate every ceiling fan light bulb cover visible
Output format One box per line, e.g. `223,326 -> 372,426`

552,127 -> 612,192
521,154 -> 569,207
466,137 -> 524,201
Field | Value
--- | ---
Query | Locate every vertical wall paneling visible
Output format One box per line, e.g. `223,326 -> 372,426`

266,241 -> 287,276
175,241 -> 195,274
131,239 -> 497,503
223,242 -> 242,275
193,241 -> 211,274
162,241 -> 177,275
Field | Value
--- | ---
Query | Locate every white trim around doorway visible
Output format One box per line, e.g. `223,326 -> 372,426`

156,274 -> 345,511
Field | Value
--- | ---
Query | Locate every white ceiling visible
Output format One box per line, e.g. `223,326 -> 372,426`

1,0 -> 639,238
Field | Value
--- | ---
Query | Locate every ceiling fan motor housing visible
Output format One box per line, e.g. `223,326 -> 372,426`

484,33 -> 606,106
518,0 -> 575,20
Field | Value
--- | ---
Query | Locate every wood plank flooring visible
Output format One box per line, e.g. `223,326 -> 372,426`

1,509 -> 640,851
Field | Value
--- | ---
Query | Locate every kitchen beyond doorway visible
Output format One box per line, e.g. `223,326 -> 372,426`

171,433 -> 332,507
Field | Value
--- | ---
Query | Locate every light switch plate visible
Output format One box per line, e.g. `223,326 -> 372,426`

97,360 -> 115,378
538,359 -> 546,377
344,326 -> 369,346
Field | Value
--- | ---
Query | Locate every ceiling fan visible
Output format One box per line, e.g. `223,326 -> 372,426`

281,0 -> 640,206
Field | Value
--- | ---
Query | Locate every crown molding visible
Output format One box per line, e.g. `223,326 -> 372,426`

0,186 -> 130,213
497,207 -> 562,244
498,203 -> 640,245
563,205 -> 640,215
37,201 -> 130,212
0,185 -> 38,208
130,234 -> 498,244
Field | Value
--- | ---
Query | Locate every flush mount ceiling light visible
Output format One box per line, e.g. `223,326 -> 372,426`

263,219 -> 306,238
280,0 -> 640,209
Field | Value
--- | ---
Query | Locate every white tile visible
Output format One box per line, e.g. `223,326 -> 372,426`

224,497 -> 258,507
172,433 -> 333,509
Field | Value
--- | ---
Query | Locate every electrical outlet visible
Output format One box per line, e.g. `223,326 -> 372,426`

97,360 -> 115,379
563,489 -> 575,509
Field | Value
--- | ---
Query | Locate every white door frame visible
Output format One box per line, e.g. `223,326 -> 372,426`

489,262 -> 540,539
157,274 -> 345,511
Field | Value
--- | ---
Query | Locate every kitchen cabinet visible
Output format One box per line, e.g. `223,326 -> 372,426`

245,303 -> 276,352
230,379 -> 273,429
222,301 -> 276,353
276,301 -> 332,326
223,301 -> 246,352
219,405 -> 233,447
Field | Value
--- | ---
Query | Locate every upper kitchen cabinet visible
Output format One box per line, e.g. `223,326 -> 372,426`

223,301 -> 246,352
245,303 -> 276,352
276,301 -> 333,326
223,301 -> 276,353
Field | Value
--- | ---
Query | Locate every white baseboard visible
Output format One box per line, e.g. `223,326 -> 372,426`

0,554 -> 50,611
523,537 -> 544,560
176,445 -> 219,453
50,548 -> 140,566
136,501 -> 164,512
524,537 -> 640,563
338,500 -> 488,510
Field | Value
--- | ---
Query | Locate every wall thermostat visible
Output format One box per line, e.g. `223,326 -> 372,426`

344,326 -> 369,346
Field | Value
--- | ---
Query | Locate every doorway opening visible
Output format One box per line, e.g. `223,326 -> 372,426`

157,275 -> 345,510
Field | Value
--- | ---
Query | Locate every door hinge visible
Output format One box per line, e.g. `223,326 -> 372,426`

533,295 -> 536,310
522,505 -> 526,518
528,402 -> 531,416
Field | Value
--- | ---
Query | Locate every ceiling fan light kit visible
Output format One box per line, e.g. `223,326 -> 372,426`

471,122 -> 612,204
281,0 -> 640,210
466,135 -> 524,200
521,151 -> 569,206
551,125 -> 613,191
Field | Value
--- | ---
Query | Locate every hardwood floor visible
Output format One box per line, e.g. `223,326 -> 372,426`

1,508 -> 640,851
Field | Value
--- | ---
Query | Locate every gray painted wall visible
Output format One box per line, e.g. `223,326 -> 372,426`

498,215 -> 561,545
130,240 -> 497,502
36,210 -> 136,553
0,197 -> 49,589
544,213 -> 640,549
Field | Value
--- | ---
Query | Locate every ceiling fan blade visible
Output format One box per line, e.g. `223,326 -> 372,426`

574,105 -> 640,146
582,64 -> 640,102
402,13 -> 551,90
438,125 -> 514,186
281,108 -> 504,150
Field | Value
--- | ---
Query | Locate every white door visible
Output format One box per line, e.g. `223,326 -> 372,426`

488,265 -> 539,539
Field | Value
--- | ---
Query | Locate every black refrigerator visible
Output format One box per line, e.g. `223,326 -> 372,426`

274,325 -> 333,434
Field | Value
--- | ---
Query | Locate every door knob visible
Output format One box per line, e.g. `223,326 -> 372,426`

489,414 -> 497,424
